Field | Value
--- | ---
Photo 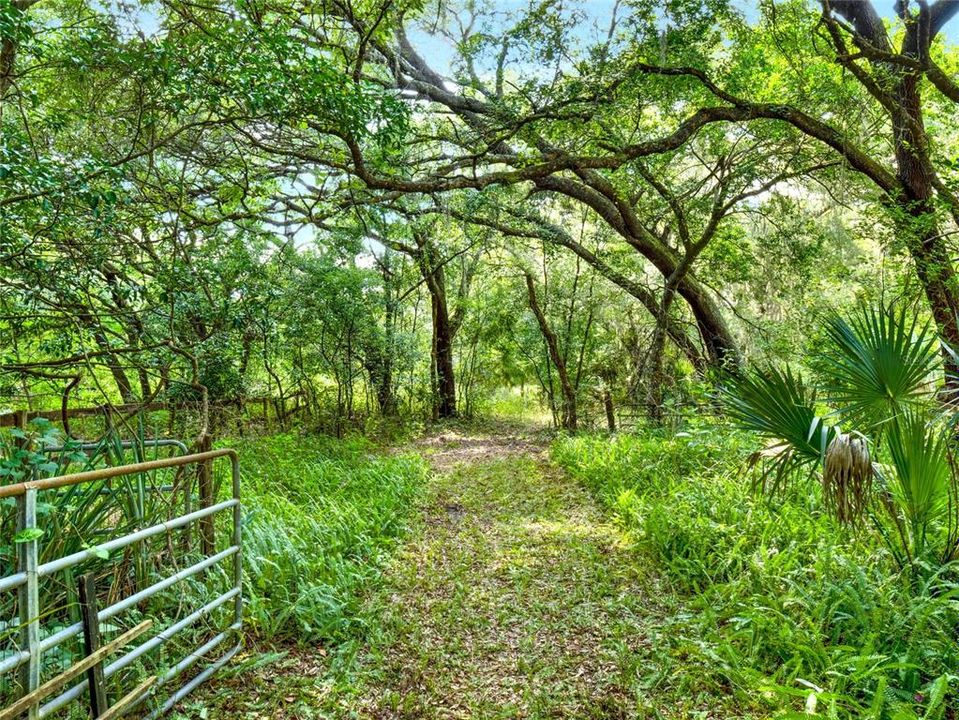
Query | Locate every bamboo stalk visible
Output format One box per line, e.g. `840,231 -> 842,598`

0,621 -> 152,720
96,676 -> 157,720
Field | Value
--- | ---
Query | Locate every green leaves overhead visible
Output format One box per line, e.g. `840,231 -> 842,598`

164,14 -> 408,144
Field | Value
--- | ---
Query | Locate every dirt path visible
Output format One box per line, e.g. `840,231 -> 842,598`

339,426 -> 669,719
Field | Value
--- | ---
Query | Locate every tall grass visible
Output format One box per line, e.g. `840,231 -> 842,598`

553,426 -> 959,719
230,434 -> 427,642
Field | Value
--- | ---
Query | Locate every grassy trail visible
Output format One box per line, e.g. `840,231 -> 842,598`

340,426 -> 676,719
191,427 -> 700,719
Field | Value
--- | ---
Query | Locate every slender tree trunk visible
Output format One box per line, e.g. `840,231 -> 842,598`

369,272 -> 398,416
87,327 -> 135,403
603,388 -> 616,432
644,319 -> 668,424
421,253 -> 457,419
525,272 -> 577,431
368,354 -> 396,416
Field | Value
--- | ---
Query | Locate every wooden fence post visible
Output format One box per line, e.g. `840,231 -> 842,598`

12,410 -> 28,451
78,574 -> 108,717
198,434 -> 215,556
101,405 -> 114,441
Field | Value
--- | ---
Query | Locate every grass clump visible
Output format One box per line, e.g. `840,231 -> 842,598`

553,425 -> 959,719
232,433 -> 428,642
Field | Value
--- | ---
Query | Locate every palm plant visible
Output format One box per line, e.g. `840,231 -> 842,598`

819,305 -> 939,432
722,302 -> 956,569
721,364 -> 833,495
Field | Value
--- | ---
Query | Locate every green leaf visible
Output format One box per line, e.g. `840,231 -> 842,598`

14,528 -> 43,544
83,544 -> 109,560
720,364 -> 833,494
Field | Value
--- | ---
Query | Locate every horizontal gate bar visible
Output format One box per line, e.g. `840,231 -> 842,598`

0,500 -> 239,595
0,621 -> 152,720
107,588 -> 241,677
0,449 -> 237,499
144,626 -> 242,717
39,588 -> 240,717
40,501 -> 237,579
43,439 -> 189,455
0,547 -> 238,675
39,588 -> 240,716
124,624 -> 242,719
147,643 -> 240,719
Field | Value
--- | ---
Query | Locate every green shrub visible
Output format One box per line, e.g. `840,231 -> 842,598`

553,427 -> 959,718
230,434 -> 427,642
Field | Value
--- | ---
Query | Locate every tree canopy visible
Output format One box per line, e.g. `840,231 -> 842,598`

0,0 -> 956,429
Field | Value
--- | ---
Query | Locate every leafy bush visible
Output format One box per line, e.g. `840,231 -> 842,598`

230,434 -> 427,641
553,427 -> 959,719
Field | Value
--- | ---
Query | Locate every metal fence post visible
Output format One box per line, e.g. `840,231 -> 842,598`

16,489 -> 40,720
231,453 -> 243,632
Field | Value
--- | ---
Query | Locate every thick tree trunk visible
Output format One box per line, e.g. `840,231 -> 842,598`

418,250 -> 457,419
680,279 -> 738,368
633,232 -> 738,369
893,75 -> 959,359
525,273 -> 577,431
106,360 -> 135,404
603,388 -> 616,432
533,179 -> 739,369
831,1 -> 959,364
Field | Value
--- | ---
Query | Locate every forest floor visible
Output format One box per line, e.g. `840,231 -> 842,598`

186,423 -> 732,719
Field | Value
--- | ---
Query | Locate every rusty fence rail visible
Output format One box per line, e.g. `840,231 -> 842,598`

0,449 -> 242,719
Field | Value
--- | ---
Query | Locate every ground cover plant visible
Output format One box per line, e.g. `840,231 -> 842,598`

231,434 -> 428,642
554,423 -> 959,718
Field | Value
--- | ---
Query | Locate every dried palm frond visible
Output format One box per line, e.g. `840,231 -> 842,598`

822,431 -> 873,525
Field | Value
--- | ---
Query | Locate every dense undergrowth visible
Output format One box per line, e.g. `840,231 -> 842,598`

553,425 -> 959,719
230,434 -> 428,642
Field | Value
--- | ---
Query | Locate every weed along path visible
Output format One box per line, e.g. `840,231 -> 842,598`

192,427 -> 722,719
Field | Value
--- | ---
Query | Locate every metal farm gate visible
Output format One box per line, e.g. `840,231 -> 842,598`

0,444 -> 242,719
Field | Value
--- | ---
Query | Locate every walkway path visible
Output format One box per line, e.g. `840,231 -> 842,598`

345,426 -> 667,719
